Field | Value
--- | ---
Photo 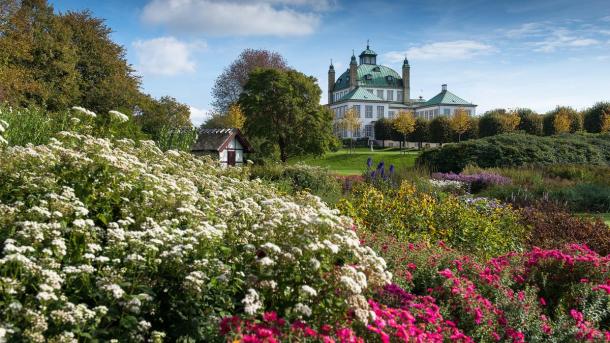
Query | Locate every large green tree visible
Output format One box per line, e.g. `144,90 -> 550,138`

240,68 -> 334,162
516,108 -> 543,135
583,102 -> 610,133
135,95 -> 192,139
429,116 -> 453,144
60,10 -> 141,114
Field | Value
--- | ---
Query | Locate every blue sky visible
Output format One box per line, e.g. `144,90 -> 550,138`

51,0 -> 610,124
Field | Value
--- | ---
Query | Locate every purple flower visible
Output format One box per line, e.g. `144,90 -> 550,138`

389,164 -> 395,175
367,157 -> 373,168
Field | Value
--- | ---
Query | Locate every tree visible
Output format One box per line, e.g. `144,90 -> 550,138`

543,106 -> 580,135
338,108 -> 361,153
240,68 -> 334,162
392,110 -> 416,152
60,10 -> 141,114
212,49 -> 288,113
135,95 -> 192,139
429,116 -> 453,144
478,109 -> 520,137
449,108 -> 471,142
225,103 -> 246,130
583,102 -> 610,133
516,108 -> 543,135
0,0 -> 80,110
409,118 -> 430,148
553,110 -> 571,134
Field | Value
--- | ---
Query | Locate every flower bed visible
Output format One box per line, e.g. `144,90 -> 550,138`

0,133 -> 390,341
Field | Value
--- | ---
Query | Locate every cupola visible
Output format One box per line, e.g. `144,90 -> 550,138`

359,41 -> 377,65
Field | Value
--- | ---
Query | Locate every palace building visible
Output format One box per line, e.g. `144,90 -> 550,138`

328,44 -> 477,139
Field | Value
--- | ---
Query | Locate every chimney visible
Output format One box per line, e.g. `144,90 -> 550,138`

442,84 -> 447,91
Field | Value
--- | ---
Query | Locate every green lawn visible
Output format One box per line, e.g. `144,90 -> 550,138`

290,147 -> 420,175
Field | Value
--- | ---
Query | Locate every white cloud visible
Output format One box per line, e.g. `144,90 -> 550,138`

384,40 -> 494,62
532,29 -> 599,52
141,0 -> 323,36
505,22 -> 546,38
189,106 -> 210,125
132,36 -> 203,76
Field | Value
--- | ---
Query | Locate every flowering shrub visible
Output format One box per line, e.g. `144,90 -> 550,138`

0,132 -> 390,341
432,171 -> 512,193
339,181 -> 527,258
360,231 -> 610,342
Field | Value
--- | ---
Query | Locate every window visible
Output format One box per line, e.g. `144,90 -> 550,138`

365,124 -> 373,138
387,76 -> 393,82
353,105 -> 361,117
397,91 -> 403,102
466,109 -> 472,115
443,108 -> 451,116
365,105 -> 373,118
377,106 -> 384,118
389,110 -> 395,118
353,127 -> 361,137
434,109 -> 439,116
365,74 -> 372,80
373,66 -> 380,72
367,89 -> 374,94
387,90 -> 394,101
377,90 -> 384,99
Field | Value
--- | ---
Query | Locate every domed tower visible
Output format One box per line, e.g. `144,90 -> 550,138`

328,60 -> 335,105
349,51 -> 357,90
359,42 -> 377,65
402,56 -> 410,105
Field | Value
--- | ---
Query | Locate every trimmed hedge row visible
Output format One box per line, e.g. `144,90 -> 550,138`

416,132 -> 610,172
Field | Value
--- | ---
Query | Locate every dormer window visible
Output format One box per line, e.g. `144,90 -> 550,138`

386,76 -> 393,82
373,66 -> 380,72
365,74 -> 372,80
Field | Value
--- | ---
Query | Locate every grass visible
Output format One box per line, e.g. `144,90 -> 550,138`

290,147 -> 420,175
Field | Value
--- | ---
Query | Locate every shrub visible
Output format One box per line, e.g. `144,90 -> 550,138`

359,233 -> 610,342
339,181 -> 527,258
0,133 -> 390,341
429,116 -> 453,143
417,132 -> 610,172
249,163 -> 341,201
520,204 -> 610,255
431,172 -> 511,193
516,108 -> 543,136
543,106 -> 582,135
584,102 -> 610,133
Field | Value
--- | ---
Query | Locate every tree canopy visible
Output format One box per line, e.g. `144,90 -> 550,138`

212,49 -> 288,113
239,68 -> 334,162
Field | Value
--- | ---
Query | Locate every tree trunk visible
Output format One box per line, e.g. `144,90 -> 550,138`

403,134 -> 407,154
279,136 -> 288,162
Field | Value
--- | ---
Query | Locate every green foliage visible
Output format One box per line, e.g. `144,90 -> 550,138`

0,133 -> 389,341
249,163 -> 341,203
155,127 -> 198,152
339,181 -> 527,258
409,117 -> 430,145
583,102 -> 610,133
135,95 -> 192,140
516,108 -> 543,135
543,106 -> 582,135
478,109 -> 520,137
0,105 -> 146,146
417,132 -> 610,172
428,116 -> 452,143
240,68 -> 334,162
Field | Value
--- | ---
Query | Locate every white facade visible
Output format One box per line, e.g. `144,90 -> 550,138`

219,137 -> 245,166
415,105 -> 476,121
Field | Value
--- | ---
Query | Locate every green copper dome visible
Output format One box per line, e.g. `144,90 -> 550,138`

333,64 -> 402,91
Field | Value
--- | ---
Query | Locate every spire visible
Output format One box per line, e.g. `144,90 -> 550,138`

367,39 -> 370,49
350,49 -> 357,65
329,59 -> 334,70
403,54 -> 409,66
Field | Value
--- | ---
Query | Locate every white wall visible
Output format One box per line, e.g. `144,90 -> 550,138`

219,137 -> 245,166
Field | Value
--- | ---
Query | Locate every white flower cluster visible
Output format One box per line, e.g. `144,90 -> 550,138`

71,106 -> 97,118
428,178 -> 465,190
0,132 -> 391,340
109,110 -> 129,123
0,119 -> 8,145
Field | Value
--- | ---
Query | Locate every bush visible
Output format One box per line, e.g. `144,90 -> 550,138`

249,163 -> 341,201
0,133 -> 390,341
431,171 -> 511,193
339,181 -> 527,259
359,234 -> 610,342
520,204 -> 610,255
0,105 -> 146,146
543,106 -> 582,135
417,132 -> 610,172
583,102 -> 610,133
